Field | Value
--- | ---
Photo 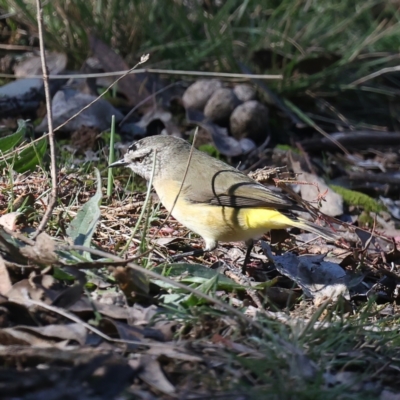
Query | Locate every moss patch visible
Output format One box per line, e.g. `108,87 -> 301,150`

330,185 -> 385,213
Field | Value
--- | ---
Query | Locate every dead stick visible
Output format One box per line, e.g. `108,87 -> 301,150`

33,0 -> 57,238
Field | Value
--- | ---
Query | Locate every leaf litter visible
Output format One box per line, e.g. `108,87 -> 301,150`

0,162 -> 398,399
0,116 -> 397,397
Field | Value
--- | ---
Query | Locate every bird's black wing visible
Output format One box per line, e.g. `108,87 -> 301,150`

185,168 -> 304,211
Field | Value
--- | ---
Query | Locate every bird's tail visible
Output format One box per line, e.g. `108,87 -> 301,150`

290,217 -> 339,241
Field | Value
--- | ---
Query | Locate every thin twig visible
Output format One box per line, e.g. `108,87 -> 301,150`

33,0 -> 57,238
0,69 -> 283,80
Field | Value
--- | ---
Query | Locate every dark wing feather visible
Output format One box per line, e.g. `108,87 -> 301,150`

184,166 -> 304,212
209,193 -> 303,211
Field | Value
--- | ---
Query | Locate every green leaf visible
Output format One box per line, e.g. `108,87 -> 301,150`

153,263 -> 244,291
66,168 -> 102,255
0,119 -> 25,152
159,293 -> 187,304
12,136 -> 47,173
53,267 -> 75,281
0,120 -> 47,173
183,274 -> 219,307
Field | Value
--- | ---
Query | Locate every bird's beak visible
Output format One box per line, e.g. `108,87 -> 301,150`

108,158 -> 128,168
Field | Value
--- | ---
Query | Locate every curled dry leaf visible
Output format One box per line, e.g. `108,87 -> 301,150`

0,212 -> 22,231
89,35 -> 151,108
129,354 -> 176,396
0,256 -> 12,296
291,159 -> 343,217
0,323 -> 87,347
69,297 -> 131,320
7,274 -> 62,305
36,89 -> 124,133
262,242 -> 350,305
20,232 -> 59,265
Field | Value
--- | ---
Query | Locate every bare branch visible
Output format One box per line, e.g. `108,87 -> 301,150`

33,0 -> 58,238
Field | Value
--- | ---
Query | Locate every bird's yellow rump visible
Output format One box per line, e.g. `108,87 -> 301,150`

109,135 -> 337,271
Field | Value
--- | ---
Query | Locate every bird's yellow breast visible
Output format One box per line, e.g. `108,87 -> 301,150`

154,179 -> 295,243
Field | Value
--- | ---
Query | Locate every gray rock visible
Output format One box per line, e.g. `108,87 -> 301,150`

230,100 -> 269,142
182,79 -> 222,110
233,84 -> 256,102
0,78 -> 42,97
14,52 -> 67,77
204,88 -> 240,125
36,89 -> 123,132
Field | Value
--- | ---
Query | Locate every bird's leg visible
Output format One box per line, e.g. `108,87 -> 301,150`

242,239 -> 254,274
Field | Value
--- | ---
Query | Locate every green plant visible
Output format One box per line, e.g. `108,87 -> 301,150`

0,120 -> 47,173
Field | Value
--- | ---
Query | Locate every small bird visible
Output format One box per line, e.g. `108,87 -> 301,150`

109,135 -> 337,272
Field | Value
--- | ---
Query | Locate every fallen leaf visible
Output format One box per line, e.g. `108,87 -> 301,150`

291,159 -> 343,216
130,354 -> 176,395
20,232 -> 59,264
0,212 -> 21,231
89,35 -> 151,108
7,323 -> 87,346
0,256 -> 12,296
261,242 -> 350,304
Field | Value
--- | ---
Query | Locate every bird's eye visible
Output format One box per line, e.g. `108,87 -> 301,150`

133,150 -> 151,163
135,156 -> 145,163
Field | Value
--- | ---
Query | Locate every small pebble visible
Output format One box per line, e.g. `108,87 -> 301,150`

182,79 -> 223,110
204,88 -> 241,125
230,100 -> 269,142
233,84 -> 256,102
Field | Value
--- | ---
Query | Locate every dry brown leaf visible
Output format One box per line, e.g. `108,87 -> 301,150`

89,35 -> 150,108
20,232 -> 58,264
291,159 -> 343,216
7,275 -> 61,304
129,354 -> 176,395
0,327 -> 56,347
146,345 -> 202,362
69,298 -> 131,320
0,212 -> 21,231
0,256 -> 12,296
15,323 -> 87,346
